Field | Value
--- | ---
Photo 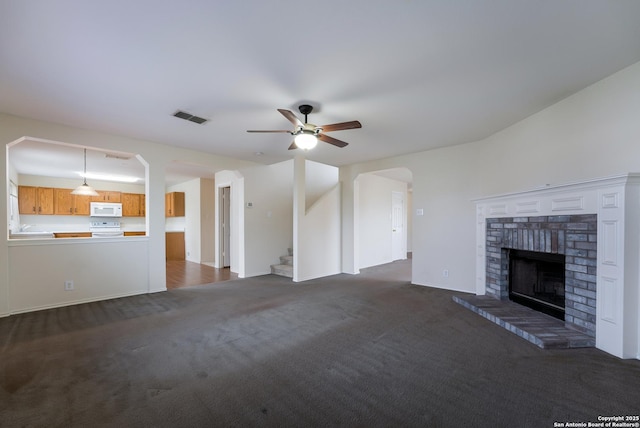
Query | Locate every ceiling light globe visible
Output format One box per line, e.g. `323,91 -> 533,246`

294,132 -> 318,150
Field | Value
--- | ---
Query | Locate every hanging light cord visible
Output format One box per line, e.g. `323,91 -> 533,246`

82,148 -> 89,184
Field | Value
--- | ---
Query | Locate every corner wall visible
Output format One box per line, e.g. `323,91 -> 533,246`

294,158 -> 341,282
238,160 -> 294,277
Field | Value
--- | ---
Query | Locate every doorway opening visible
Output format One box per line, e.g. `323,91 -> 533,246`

355,167 -> 412,271
220,186 -> 231,268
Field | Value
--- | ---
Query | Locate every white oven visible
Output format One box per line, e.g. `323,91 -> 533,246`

90,220 -> 124,238
90,202 -> 122,218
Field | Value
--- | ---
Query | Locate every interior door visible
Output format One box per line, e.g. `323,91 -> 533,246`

391,191 -> 405,261
221,186 -> 231,268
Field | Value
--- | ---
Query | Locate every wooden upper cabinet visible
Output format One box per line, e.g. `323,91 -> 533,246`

91,191 -> 121,202
165,192 -> 185,217
54,189 -> 92,215
122,193 -> 145,217
18,186 -> 54,214
37,188 -> 54,214
17,185 -> 135,216
54,188 -> 75,215
74,194 -> 92,216
140,194 -> 146,217
18,186 -> 37,214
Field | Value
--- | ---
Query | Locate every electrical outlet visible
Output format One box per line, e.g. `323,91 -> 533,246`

442,270 -> 449,278
64,280 -> 74,291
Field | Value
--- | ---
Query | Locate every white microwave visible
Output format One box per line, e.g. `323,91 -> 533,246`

90,202 -> 122,217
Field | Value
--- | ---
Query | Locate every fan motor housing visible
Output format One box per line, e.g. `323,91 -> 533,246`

298,104 -> 313,115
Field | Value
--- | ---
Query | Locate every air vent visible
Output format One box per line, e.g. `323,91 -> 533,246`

173,110 -> 209,125
104,153 -> 132,160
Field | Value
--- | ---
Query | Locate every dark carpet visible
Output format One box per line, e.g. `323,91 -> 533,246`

1,259 -> 639,428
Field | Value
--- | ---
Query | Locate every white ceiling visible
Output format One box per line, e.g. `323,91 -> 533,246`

2,1 -> 640,183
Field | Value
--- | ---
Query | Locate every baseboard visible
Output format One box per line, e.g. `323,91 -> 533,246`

8,289 -> 152,316
411,281 -> 476,294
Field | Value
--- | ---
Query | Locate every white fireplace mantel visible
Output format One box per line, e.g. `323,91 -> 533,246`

473,173 -> 640,360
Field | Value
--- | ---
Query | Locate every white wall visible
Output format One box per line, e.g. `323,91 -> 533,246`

294,157 -> 341,282
341,60 -> 640,295
407,190 -> 413,252
200,178 -> 215,264
357,173 -> 408,269
241,160 -> 294,277
305,160 -> 339,210
9,240 -> 149,313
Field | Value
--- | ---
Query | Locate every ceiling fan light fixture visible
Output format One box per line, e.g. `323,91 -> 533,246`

294,131 -> 318,150
71,148 -> 99,196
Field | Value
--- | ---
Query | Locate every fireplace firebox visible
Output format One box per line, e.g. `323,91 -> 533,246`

508,249 -> 565,320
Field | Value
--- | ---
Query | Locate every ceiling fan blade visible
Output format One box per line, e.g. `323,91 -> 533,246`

318,133 -> 348,148
277,109 -> 303,127
320,120 -> 362,132
246,130 -> 291,133
288,141 -> 298,150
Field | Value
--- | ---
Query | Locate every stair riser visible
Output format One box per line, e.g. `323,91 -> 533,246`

271,265 -> 293,278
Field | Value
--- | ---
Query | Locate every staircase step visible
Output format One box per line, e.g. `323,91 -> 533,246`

271,264 -> 293,278
280,255 -> 293,265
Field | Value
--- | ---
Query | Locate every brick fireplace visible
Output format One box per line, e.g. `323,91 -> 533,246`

473,174 -> 640,359
485,214 -> 597,337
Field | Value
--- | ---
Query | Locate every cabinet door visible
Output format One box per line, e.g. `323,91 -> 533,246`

122,193 -> 141,217
105,191 -> 121,202
91,191 -> 106,202
165,192 -> 185,217
37,187 -> 55,214
91,190 -> 121,202
54,188 -> 75,215
165,193 -> 172,216
172,192 -> 185,216
18,186 -> 38,214
74,194 -> 92,215
166,232 -> 185,260
140,194 -> 146,216
54,232 -> 92,238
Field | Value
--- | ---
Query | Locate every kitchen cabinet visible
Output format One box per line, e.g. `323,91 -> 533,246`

54,232 -> 92,238
124,231 -> 146,236
74,194 -> 92,216
122,193 -> 145,217
18,186 -> 54,215
92,191 -> 121,202
165,192 -> 185,217
54,188 -> 92,215
166,232 -> 185,260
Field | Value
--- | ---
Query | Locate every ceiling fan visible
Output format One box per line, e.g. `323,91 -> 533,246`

247,104 -> 362,150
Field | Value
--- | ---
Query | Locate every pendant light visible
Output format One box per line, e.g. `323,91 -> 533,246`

71,148 -> 99,196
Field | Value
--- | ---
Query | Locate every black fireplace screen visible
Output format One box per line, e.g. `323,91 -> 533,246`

508,249 -> 565,320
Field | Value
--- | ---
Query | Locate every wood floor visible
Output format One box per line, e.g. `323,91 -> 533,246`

166,260 -> 237,289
